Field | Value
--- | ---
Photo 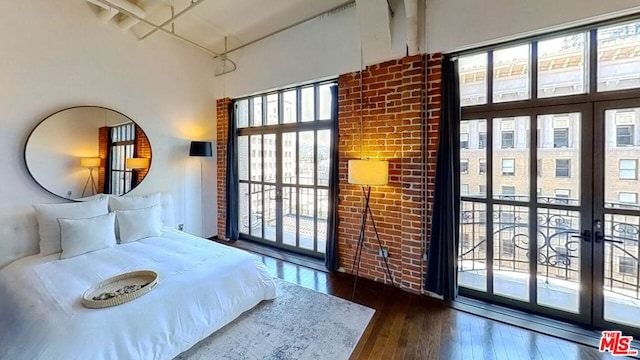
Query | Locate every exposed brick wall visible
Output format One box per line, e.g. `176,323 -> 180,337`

337,55 -> 428,293
214,53 -> 444,294
134,125 -> 151,184
216,98 -> 232,240
426,53 -> 443,249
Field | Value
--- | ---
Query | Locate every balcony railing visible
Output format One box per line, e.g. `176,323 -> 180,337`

459,199 -> 640,300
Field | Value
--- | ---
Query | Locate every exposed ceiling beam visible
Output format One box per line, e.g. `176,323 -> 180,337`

140,0 -> 208,40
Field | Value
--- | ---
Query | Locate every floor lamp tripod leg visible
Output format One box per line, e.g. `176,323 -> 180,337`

367,202 -> 395,287
352,186 -> 373,299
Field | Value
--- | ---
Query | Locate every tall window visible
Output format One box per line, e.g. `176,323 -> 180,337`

235,80 -> 337,257
110,123 -> 135,196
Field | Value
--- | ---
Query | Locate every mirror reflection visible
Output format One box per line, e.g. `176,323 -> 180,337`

25,106 -> 152,200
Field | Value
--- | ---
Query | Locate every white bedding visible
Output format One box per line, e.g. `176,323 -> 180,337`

0,228 -> 276,360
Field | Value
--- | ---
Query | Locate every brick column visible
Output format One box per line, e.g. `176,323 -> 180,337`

337,55 -> 429,293
216,98 -> 232,240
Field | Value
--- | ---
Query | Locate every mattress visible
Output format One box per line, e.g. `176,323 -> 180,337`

0,228 -> 276,360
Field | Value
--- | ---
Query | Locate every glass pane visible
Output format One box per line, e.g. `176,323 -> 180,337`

263,134 -> 276,183
264,185 -> 276,241
236,99 -> 249,128
460,119 -> 487,198
252,96 -> 263,126
283,90 -> 297,123
250,135 -> 262,181
238,136 -> 249,180
319,84 -> 333,120
493,205 -> 529,301
250,184 -> 262,238
537,113 -> 581,206
603,214 -> 640,327
538,33 -> 586,98
459,53 -> 488,106
537,208 -> 581,313
605,108 -> 640,210
239,183 -> 249,234
317,189 -> 328,254
299,131 -> 315,185
283,186 -> 297,247
493,44 -> 530,103
597,20 -> 640,92
458,201 -> 487,291
301,86 -> 315,122
493,116 -> 530,201
266,94 -> 278,125
299,188 -> 315,250
282,132 -> 297,184
317,130 -> 331,186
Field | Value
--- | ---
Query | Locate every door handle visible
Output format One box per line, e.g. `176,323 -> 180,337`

571,230 -> 591,242
594,231 -> 623,244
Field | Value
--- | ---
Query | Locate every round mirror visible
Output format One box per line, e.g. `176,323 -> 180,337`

25,106 -> 152,200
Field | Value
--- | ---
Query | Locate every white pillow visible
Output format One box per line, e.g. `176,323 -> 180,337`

34,198 -> 109,256
58,212 -> 116,260
115,205 -> 162,243
109,193 -> 161,212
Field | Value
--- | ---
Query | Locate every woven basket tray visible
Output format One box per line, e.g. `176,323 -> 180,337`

82,270 -> 158,309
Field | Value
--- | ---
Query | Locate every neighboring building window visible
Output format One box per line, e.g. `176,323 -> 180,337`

555,189 -> 570,204
478,132 -> 487,149
619,159 -> 637,180
479,185 -> 487,195
502,185 -> 516,200
555,159 -> 571,177
553,128 -> 569,148
461,184 -> 469,195
619,192 -> 638,204
501,131 -> 514,148
460,133 -> 469,149
616,125 -> 634,146
619,257 -> 638,277
501,240 -> 515,256
502,158 -> 515,175
461,159 -> 469,174
479,159 -> 487,174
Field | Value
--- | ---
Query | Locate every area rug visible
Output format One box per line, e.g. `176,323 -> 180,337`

176,279 -> 375,360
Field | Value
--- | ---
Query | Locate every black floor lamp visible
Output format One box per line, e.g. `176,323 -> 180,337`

189,141 -> 213,237
348,159 -> 395,299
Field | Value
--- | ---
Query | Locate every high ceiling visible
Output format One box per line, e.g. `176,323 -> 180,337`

89,0 -> 354,55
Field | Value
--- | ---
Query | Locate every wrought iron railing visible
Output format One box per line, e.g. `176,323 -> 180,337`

459,199 -> 640,300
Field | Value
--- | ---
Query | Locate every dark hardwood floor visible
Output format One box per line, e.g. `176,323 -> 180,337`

248,253 -> 626,360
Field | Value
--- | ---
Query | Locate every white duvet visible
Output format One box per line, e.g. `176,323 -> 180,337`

0,228 -> 277,360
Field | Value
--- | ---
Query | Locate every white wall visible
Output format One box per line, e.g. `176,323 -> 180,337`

427,0 -> 640,53
0,0 -> 217,237
215,0 -> 421,99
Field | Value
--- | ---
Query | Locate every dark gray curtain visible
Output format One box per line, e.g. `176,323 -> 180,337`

325,84 -> 340,270
425,54 -> 460,300
225,102 -> 239,240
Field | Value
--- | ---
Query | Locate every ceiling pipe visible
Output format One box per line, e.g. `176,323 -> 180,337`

404,0 -> 419,55
90,0 -> 221,56
140,0 -> 207,40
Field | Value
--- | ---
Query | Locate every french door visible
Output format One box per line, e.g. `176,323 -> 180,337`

235,81 -> 336,258
458,101 -> 640,336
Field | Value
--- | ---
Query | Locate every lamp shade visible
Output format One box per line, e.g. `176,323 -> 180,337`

80,157 -> 101,168
189,141 -> 212,157
348,159 -> 389,185
125,157 -> 150,169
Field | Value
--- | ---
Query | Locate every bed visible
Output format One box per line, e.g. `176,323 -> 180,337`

0,199 -> 276,360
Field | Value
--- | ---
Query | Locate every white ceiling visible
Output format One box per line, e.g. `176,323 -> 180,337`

107,0 -> 354,55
